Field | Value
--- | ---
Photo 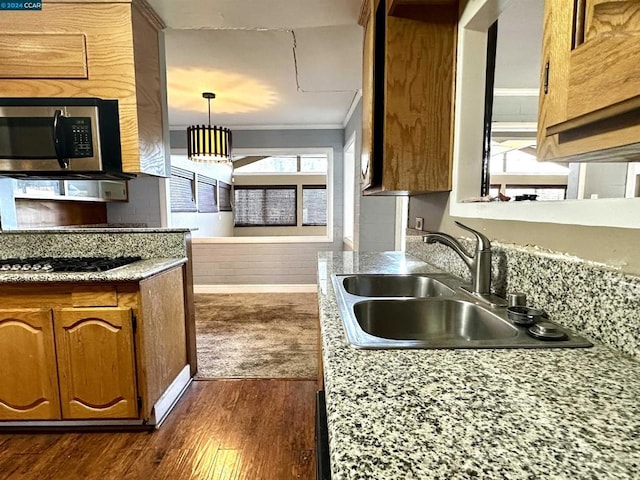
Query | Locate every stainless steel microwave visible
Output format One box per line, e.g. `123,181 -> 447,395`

0,97 -> 133,179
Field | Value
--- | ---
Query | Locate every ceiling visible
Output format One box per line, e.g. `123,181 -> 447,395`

147,0 -> 364,130
492,0 -> 543,126
147,0 -> 542,132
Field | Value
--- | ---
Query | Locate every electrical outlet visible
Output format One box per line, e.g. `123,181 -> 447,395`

415,217 -> 424,230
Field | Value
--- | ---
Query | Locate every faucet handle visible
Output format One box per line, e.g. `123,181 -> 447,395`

454,221 -> 491,251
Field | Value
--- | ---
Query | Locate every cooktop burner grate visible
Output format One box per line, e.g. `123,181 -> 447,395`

0,256 -> 142,273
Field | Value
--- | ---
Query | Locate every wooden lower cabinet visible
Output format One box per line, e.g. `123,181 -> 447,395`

0,266 -> 189,424
0,309 -> 61,420
54,307 -> 138,420
0,307 -> 138,421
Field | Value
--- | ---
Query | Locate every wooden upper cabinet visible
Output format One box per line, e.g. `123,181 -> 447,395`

0,309 -> 61,420
360,0 -> 457,195
387,0 -> 457,16
54,307 -> 138,419
568,0 -> 640,118
360,0 -> 375,190
0,0 -> 168,176
538,0 -> 640,162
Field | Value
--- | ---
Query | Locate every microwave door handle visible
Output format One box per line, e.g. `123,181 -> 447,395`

53,109 -> 70,169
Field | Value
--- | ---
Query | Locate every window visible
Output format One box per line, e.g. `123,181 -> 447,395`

234,186 -> 297,226
197,175 -> 218,213
234,156 -> 298,173
302,186 -> 327,226
234,155 -> 328,174
489,138 -> 569,201
489,142 -> 568,175
300,155 -> 328,172
231,148 -> 332,237
170,167 -> 196,212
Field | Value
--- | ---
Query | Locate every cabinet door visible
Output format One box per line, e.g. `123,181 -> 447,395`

361,0 -> 456,194
567,0 -> 640,119
54,307 -> 138,419
0,309 -> 61,420
538,0 -> 640,162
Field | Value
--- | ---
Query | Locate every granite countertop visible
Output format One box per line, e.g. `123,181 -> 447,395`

0,257 -> 187,283
317,251 -> 640,480
1,227 -> 192,234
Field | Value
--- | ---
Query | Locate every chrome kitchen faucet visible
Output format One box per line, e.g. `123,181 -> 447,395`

423,222 -> 507,307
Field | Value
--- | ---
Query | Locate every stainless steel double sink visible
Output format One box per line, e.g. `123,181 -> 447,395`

332,273 -> 593,349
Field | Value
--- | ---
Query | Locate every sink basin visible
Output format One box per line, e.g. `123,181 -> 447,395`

342,274 -> 455,298
353,298 -> 517,342
331,273 -> 593,350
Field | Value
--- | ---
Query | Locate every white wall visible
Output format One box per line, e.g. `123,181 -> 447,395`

343,98 -> 398,252
343,134 -> 356,247
168,155 -> 234,237
191,240 -> 334,286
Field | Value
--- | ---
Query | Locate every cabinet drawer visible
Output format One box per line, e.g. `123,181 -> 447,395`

0,285 -> 118,308
71,286 -> 118,307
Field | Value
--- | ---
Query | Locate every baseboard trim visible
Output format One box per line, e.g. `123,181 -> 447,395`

194,284 -> 317,294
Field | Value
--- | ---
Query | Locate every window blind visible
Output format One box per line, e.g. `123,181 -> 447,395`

170,167 -> 196,212
197,175 -> 218,213
302,185 -> 327,226
234,186 -> 297,226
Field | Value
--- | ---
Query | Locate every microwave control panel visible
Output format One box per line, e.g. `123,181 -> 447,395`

68,117 -> 94,158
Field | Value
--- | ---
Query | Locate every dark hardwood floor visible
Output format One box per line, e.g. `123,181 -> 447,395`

0,379 -> 317,480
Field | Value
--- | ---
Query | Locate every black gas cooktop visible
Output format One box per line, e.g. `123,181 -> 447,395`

0,256 -> 142,273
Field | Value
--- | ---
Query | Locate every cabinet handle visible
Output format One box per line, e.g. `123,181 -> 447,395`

573,0 -> 586,48
543,61 -> 550,95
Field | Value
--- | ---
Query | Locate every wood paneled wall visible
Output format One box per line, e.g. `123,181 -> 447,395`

192,242 -> 336,286
16,199 -> 107,228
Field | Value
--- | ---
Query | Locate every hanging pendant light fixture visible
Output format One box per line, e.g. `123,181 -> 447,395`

187,92 -> 232,164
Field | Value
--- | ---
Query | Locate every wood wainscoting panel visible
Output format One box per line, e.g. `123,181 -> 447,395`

191,241 -> 335,285
0,33 -> 87,79
0,309 -> 61,420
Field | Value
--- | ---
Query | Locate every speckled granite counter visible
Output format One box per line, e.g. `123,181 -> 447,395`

0,228 -> 191,282
317,251 -> 640,479
0,228 -> 191,259
0,257 -> 187,283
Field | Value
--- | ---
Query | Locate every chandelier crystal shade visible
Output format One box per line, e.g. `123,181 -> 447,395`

187,92 -> 232,164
